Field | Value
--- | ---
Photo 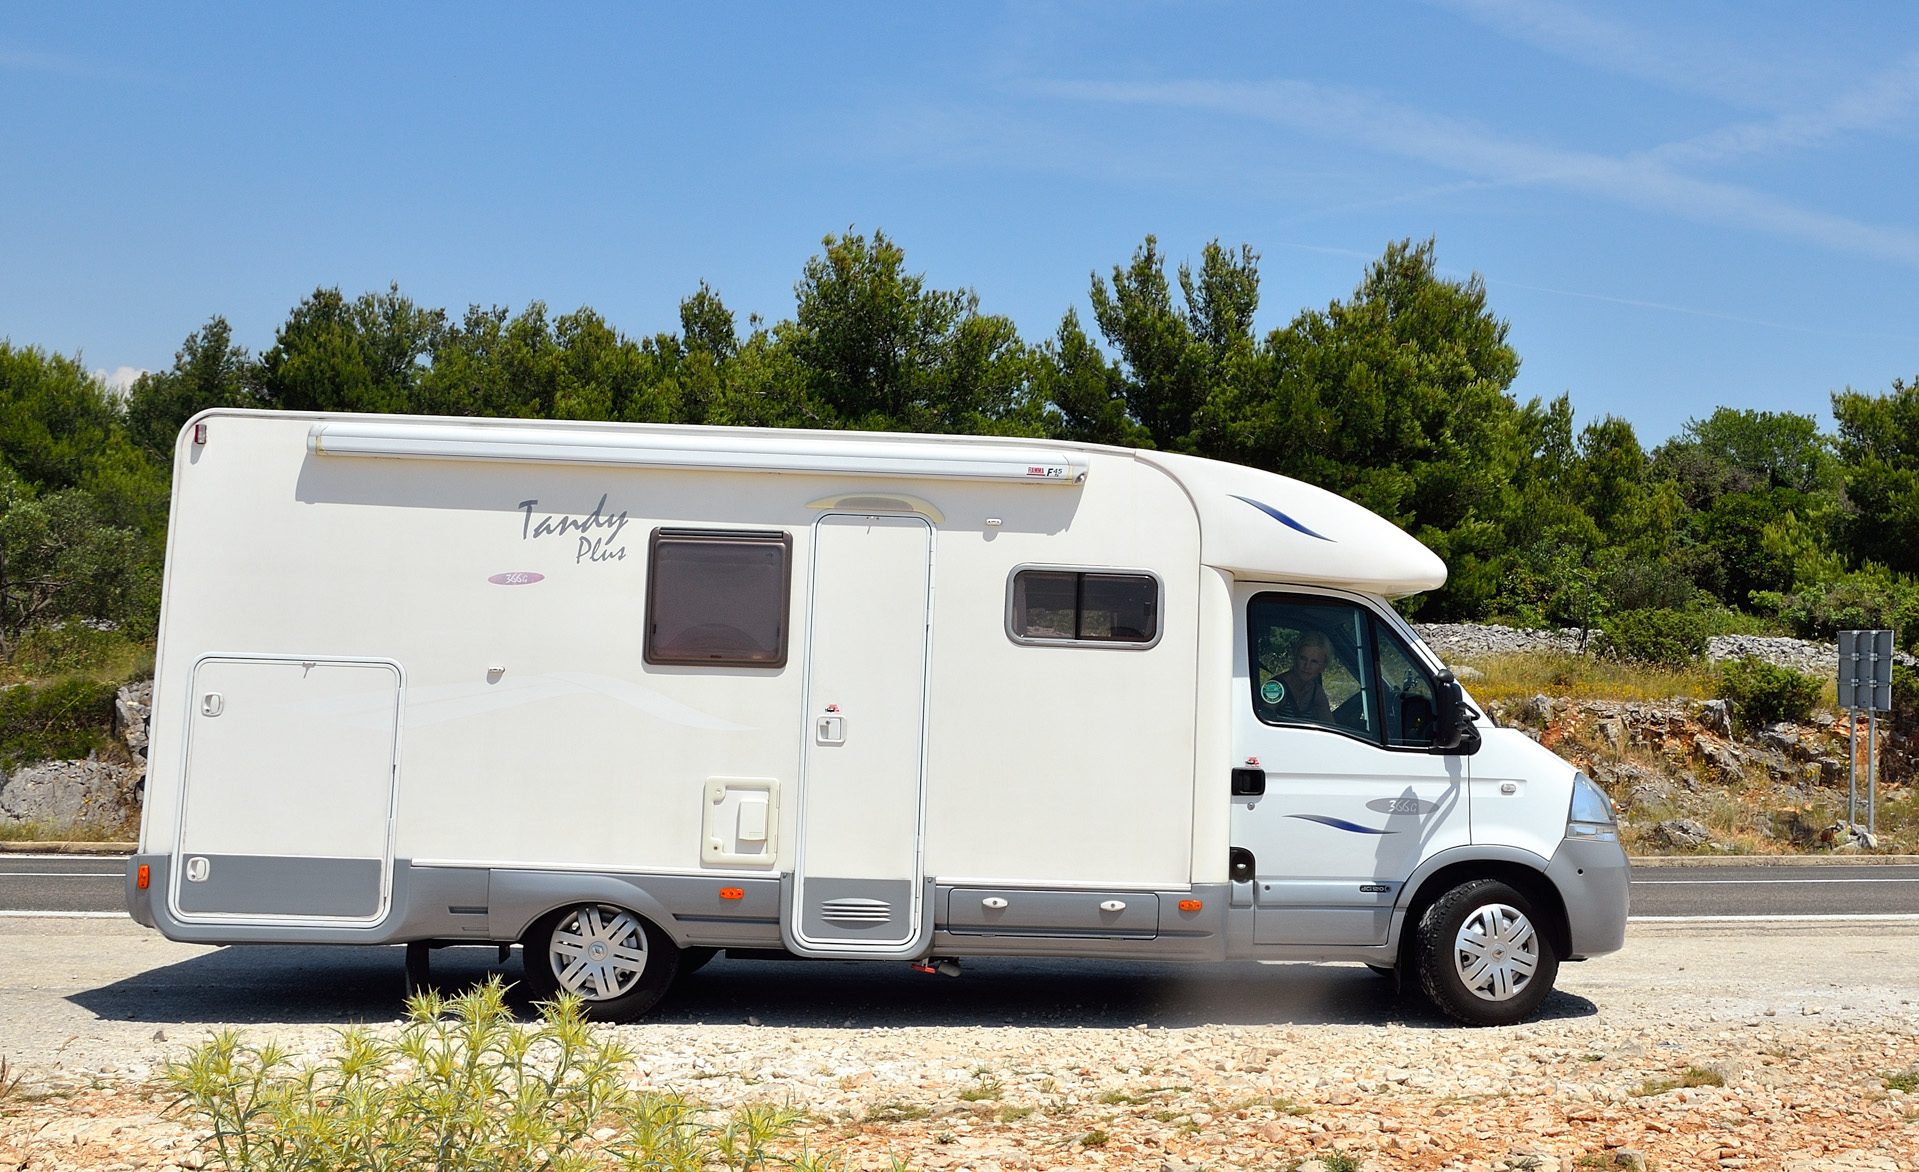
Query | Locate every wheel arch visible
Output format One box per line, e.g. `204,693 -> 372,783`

1394,846 -> 1569,968
488,870 -> 690,947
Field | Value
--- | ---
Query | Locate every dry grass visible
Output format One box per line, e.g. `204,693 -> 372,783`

1631,1067 -> 1726,1097
1456,652 -> 1720,705
0,819 -> 132,843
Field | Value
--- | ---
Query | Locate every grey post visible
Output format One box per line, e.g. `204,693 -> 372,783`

1837,630 -> 1894,837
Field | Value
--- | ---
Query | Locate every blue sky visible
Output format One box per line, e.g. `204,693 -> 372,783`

3,2 -> 1915,445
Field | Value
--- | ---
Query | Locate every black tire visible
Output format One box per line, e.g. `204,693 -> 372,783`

404,940 -> 436,998
1413,879 -> 1559,1026
520,903 -> 680,1022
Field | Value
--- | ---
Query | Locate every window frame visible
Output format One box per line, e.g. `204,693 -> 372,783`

1003,564 -> 1164,650
643,527 -> 794,668
1244,588 -> 1442,752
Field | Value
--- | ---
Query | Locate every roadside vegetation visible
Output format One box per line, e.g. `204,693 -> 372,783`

161,979 -> 865,1172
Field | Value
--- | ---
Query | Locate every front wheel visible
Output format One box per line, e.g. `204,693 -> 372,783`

521,903 -> 680,1021
1413,879 -> 1558,1026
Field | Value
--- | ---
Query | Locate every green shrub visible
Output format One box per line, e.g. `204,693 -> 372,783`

8,624 -> 129,676
0,676 -> 116,768
1751,564 -> 1919,648
1594,608 -> 1710,666
162,979 -> 833,1172
1717,656 -> 1820,728
1894,664 -> 1919,717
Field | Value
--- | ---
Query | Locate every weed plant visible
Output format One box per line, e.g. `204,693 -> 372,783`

161,979 -> 855,1172
1631,1066 -> 1725,1097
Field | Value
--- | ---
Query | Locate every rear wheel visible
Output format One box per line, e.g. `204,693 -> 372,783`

1413,879 -> 1558,1026
520,903 -> 679,1021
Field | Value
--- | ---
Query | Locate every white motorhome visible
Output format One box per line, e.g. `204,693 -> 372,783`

127,411 -> 1627,1026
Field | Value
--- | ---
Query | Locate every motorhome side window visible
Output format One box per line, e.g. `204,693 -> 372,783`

645,529 -> 792,667
1009,570 -> 1157,644
1247,593 -> 1440,748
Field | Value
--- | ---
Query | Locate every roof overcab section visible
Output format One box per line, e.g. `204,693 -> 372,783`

1137,451 -> 1446,597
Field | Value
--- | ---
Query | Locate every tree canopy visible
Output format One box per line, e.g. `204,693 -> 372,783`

1,229 -> 1914,654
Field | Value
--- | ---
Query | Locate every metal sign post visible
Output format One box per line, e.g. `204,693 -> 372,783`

1837,629 -> 1894,836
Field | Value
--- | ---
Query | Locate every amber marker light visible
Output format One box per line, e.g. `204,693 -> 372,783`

1178,899 -> 1202,912
137,864 -> 150,890
719,887 -> 745,900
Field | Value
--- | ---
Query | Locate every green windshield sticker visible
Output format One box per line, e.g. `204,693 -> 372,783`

1260,679 -> 1285,704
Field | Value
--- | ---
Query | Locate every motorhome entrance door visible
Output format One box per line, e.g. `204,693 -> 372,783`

789,514 -> 933,957
173,657 -> 402,924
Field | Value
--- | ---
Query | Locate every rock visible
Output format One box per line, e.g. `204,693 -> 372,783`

1627,782 -> 1672,811
1413,623 -> 1593,659
1453,664 -> 1484,681
1695,699 -> 1735,738
1651,818 -> 1713,849
0,756 -> 143,831
1598,717 -> 1626,751
1759,728 -> 1804,758
115,680 -> 152,758
1818,821 -> 1876,849
1693,736 -> 1744,779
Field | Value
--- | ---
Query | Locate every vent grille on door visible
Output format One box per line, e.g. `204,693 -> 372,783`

819,897 -> 892,926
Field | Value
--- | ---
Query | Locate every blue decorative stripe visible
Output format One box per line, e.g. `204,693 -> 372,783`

1286,813 -> 1396,835
1232,495 -> 1334,542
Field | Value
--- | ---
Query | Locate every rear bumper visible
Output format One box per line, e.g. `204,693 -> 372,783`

1546,836 -> 1630,958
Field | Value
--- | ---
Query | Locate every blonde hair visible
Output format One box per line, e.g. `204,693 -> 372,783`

1294,629 -> 1332,664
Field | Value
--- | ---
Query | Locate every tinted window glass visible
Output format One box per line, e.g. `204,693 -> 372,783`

646,530 -> 791,666
1376,626 -> 1440,748
1010,571 -> 1158,644
1011,571 -> 1079,639
1247,594 -> 1376,737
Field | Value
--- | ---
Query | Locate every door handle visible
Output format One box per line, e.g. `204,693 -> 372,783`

816,716 -> 845,745
200,693 -> 225,717
1231,767 -> 1265,796
1099,899 -> 1127,912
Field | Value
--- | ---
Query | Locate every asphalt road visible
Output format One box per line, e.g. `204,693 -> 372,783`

1629,863 -> 1919,917
0,854 -> 126,913
9,854 -> 1919,918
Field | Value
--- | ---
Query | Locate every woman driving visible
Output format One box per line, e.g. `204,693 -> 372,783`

1261,628 -> 1335,724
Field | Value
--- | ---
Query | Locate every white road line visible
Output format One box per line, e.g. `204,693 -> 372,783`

1634,877 -> 1919,885
1630,913 -> 1919,923
0,910 -> 126,918
0,872 -> 122,878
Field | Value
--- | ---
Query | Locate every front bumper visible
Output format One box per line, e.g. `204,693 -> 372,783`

1546,836 -> 1630,958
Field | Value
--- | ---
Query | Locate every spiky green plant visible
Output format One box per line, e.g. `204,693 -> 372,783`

160,977 -> 854,1172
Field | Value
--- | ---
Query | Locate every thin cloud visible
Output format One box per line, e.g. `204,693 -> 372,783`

1650,52 -> 1919,166
1416,0 -> 1796,109
1037,78 -> 1919,266
1482,279 -> 1918,343
0,41 -> 169,85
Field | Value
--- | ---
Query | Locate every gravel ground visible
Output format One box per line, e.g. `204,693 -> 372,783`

3,919 -> 1918,1171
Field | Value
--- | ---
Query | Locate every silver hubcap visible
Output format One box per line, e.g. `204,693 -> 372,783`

549,905 -> 648,1000
1453,902 -> 1538,1002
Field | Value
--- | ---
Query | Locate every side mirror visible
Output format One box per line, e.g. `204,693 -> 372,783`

1430,669 -> 1482,756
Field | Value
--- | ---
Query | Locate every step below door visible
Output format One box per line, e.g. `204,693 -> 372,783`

173,657 -> 402,924
789,514 -> 932,956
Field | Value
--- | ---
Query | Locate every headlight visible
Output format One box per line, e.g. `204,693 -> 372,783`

1566,772 -> 1618,841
